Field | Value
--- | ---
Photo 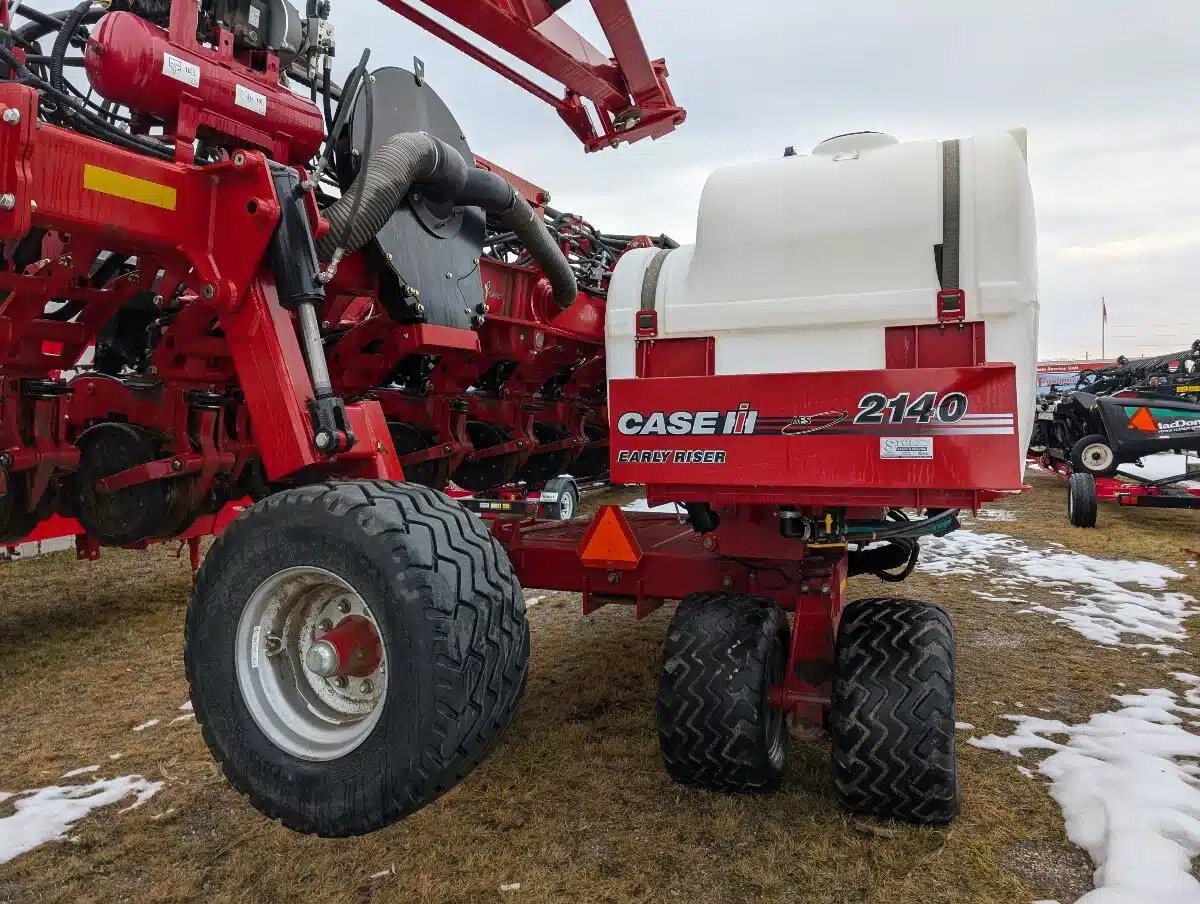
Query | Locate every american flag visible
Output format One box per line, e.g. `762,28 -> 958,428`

1102,297 -> 1108,324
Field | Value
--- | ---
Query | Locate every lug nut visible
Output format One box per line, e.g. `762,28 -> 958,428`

318,618 -> 333,632
2,108 -> 20,125
338,599 -> 352,614
333,675 -> 349,689
359,679 -> 374,694
264,634 -> 283,655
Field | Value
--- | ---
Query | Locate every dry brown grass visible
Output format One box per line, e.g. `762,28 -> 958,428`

1,472 -> 1199,904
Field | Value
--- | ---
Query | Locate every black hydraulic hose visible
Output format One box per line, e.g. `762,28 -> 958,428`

49,1 -> 92,96
316,131 -> 466,259
459,168 -> 577,308
13,6 -> 100,47
0,44 -> 173,159
329,67 -> 374,264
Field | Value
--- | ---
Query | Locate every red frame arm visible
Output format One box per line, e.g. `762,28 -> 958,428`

375,0 -> 685,152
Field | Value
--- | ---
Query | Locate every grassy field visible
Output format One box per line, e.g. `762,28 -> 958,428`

2,471 -> 1199,904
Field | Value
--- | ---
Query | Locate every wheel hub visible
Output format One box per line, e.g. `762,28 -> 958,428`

236,566 -> 387,761
1083,443 -> 1114,470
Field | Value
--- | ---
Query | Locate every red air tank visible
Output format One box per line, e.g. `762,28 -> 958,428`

84,11 -> 325,165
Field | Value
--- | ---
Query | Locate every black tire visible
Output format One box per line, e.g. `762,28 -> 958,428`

1068,472 -> 1098,528
831,598 -> 959,825
541,475 -> 579,521
184,480 -> 530,837
657,593 -> 789,792
1070,433 -> 1119,477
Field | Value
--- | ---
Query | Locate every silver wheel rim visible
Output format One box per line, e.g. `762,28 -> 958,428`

235,566 -> 387,761
559,489 -> 576,520
1083,443 -> 1114,471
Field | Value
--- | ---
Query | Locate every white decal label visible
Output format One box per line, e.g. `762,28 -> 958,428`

162,52 -> 200,88
881,437 -> 934,460
250,625 -> 263,668
235,84 -> 268,116
248,5 -> 262,27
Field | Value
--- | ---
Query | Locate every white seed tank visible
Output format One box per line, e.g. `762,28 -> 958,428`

607,129 -> 1039,459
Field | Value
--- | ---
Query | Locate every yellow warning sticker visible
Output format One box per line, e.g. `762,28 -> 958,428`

83,164 -> 177,211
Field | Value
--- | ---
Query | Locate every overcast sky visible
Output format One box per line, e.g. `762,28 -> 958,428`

327,1 -> 1199,361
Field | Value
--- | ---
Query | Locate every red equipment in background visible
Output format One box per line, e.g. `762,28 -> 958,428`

0,0 -> 1021,840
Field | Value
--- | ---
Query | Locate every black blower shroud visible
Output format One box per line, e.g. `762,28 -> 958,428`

335,67 -> 485,332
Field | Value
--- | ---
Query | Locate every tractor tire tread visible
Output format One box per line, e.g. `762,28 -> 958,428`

831,597 -> 959,825
657,592 -> 788,793
184,480 -> 529,837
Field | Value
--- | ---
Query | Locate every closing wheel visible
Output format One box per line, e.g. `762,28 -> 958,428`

831,598 -> 959,824
657,593 -> 789,792
184,481 -> 530,837
1068,472 -> 1098,528
1070,434 -> 1118,477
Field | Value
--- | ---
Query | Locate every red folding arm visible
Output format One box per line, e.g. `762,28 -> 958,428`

375,0 -> 685,152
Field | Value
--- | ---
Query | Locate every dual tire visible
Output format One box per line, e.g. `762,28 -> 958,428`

657,593 -> 959,824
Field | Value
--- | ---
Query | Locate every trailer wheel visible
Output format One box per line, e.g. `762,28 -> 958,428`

541,475 -> 579,521
184,480 -> 530,837
1070,434 -> 1118,477
831,598 -> 959,824
657,593 -> 789,792
1068,472 -> 1098,528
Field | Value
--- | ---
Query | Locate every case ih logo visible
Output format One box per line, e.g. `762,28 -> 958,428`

617,403 -> 758,436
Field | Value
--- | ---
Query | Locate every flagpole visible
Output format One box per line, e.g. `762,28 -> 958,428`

1101,296 -> 1106,359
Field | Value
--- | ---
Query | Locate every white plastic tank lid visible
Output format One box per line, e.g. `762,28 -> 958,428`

811,131 -> 899,158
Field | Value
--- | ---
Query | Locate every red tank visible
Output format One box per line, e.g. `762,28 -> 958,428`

84,11 -> 326,165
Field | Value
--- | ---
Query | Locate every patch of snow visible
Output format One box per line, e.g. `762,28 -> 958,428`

178,701 -> 193,712
524,595 -> 545,608
151,808 -> 176,822
500,883 -> 522,893
971,683 -> 1200,904
955,722 -> 974,731
970,508 -> 1017,522
0,775 -> 163,864
1017,766 -> 1035,779
107,754 -> 122,761
621,498 -> 683,514
131,719 -> 158,732
920,529 -> 1198,654
60,766 -> 99,779
116,782 -> 162,813
169,714 -> 194,725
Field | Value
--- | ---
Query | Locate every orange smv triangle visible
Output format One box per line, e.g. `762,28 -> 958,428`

1128,407 -> 1158,433
578,505 -> 642,570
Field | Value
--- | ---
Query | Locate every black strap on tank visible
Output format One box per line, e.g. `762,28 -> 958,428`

640,248 -> 674,312
940,139 -> 961,291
